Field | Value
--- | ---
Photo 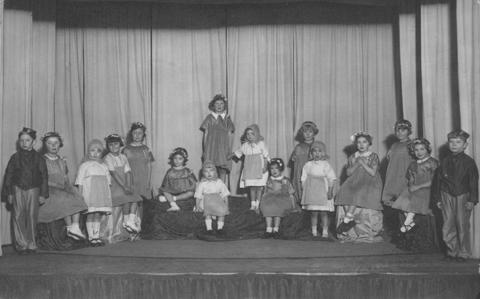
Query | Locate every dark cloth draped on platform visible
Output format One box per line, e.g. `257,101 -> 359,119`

36,219 -> 88,251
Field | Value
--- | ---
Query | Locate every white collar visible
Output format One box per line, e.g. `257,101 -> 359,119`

211,112 -> 227,119
355,151 -> 372,158
44,154 -> 59,161
271,175 -> 284,181
417,156 -> 430,164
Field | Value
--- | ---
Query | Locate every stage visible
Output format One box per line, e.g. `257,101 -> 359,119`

1,239 -> 479,299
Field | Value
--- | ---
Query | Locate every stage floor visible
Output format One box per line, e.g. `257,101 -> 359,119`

1,240 -> 479,299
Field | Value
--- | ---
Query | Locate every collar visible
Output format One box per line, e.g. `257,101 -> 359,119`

355,151 -> 372,158
271,175 -> 284,181
44,154 -> 59,161
417,156 -> 430,164
211,112 -> 227,119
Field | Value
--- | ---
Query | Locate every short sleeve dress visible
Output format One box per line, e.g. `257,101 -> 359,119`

392,157 -> 439,215
123,144 -> 154,198
335,152 -> 383,211
200,113 -> 235,171
234,141 -> 269,188
194,178 -> 230,216
301,160 -> 336,211
104,153 -> 143,207
260,176 -> 295,217
382,140 -> 414,205
38,156 -> 87,223
75,160 -> 112,214
159,167 -> 197,195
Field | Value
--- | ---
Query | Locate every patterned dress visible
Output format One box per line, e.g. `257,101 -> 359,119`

159,167 -> 197,195
200,113 -> 235,171
123,144 -> 154,198
260,176 -> 295,217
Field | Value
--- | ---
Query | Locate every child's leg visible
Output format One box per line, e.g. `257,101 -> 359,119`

217,216 -> 225,230
175,191 -> 194,201
457,194 -> 473,259
265,217 -> 273,233
64,215 -> 73,226
165,192 -> 180,211
343,205 -> 355,223
320,211 -> 329,237
24,188 -> 40,251
311,211 -> 319,236
86,213 -> 96,241
273,217 -> 281,233
205,215 -> 213,232
440,192 -> 459,258
249,187 -> 256,209
255,187 -> 263,208
11,189 -> 29,251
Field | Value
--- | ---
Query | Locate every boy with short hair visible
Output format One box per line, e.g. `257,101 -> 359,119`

433,130 -> 479,262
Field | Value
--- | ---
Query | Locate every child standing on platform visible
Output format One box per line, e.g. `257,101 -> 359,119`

289,121 -> 319,203
123,122 -> 155,199
300,142 -> 336,238
75,139 -> 112,246
194,161 -> 230,235
393,138 -> 438,233
1,127 -> 48,254
336,132 -> 383,235
232,124 -> 270,211
433,130 -> 478,262
104,134 -> 143,233
200,94 -> 235,183
158,147 -> 197,212
260,158 -> 296,239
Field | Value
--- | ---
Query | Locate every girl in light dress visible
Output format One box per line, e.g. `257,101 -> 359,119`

300,141 -> 336,238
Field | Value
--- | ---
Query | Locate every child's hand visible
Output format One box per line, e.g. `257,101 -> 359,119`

124,186 -> 133,195
226,153 -> 234,160
436,202 -> 443,210
39,196 -> 46,205
465,202 -> 475,210
408,185 -> 418,193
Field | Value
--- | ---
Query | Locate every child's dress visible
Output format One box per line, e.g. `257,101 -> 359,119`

335,152 -> 383,211
195,178 -> 230,216
289,142 -> 313,201
393,157 -> 439,215
75,160 -> 112,214
382,141 -> 414,204
159,167 -> 197,195
104,153 -> 142,206
123,144 -> 154,198
234,141 -> 269,188
260,176 -> 295,217
301,160 -> 336,211
38,156 -> 87,223
200,113 -> 235,171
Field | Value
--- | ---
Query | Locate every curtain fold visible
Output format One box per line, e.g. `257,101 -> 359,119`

456,0 -> 480,258
0,0 -> 4,254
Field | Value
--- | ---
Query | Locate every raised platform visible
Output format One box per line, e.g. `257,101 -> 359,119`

1,239 -> 479,299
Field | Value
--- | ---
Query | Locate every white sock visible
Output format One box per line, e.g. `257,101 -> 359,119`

266,227 -> 273,233
173,196 -> 177,202
217,221 -> 224,230
344,213 -> 354,223
273,227 -> 279,233
86,221 -> 94,240
322,227 -> 328,236
93,221 -> 101,239
205,219 -> 212,230
405,212 -> 415,225
312,226 -> 317,234
250,201 -> 255,209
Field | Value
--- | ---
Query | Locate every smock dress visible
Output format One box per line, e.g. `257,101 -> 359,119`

194,178 -> 230,217
104,153 -> 142,207
75,160 -> 112,214
260,176 -> 295,217
123,144 -> 154,199
301,160 -> 336,211
200,113 -> 235,171
234,141 -> 269,188
159,167 -> 197,195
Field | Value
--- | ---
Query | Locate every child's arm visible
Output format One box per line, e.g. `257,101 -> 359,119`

38,155 -> 49,204
2,155 -> 16,204
193,183 -> 204,212
358,154 -> 379,177
466,162 -> 479,210
326,163 -> 337,199
346,156 -> 360,176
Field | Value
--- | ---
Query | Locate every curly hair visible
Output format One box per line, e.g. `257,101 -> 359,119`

269,158 -> 285,172
168,147 -> 189,166
295,121 -> 319,142
352,132 -> 373,145
208,94 -> 228,112
408,138 -> 432,157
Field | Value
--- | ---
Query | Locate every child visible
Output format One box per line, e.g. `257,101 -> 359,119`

200,94 -> 235,183
382,120 -> 414,206
300,142 -> 336,238
232,124 -> 270,210
1,127 -> 48,254
393,138 -> 438,233
433,130 -> 478,262
158,147 -> 197,211
75,139 -> 112,246
194,161 -> 230,235
123,122 -> 155,199
260,158 -> 296,239
38,132 -> 87,240
336,132 -> 383,235
289,121 -> 319,202
103,134 -> 143,233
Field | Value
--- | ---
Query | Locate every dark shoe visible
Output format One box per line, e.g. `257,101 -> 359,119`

337,221 -> 355,234
455,256 -> 467,262
272,232 -> 281,239
205,230 -> 215,236
443,255 -> 455,261
263,232 -> 273,239
26,249 -> 37,254
216,229 -> 226,237
17,250 -> 27,255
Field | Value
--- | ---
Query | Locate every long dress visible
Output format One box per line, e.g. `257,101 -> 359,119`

38,156 -> 87,223
260,176 -> 295,217
382,140 -> 413,205
123,144 -> 154,198
301,160 -> 336,211
289,142 -> 313,202
234,141 -> 269,188
200,113 -> 235,171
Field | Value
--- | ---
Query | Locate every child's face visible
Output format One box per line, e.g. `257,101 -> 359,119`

448,137 -> 467,154
269,164 -> 282,177
414,144 -> 429,160
213,100 -> 225,114
202,167 -> 217,180
311,147 -> 325,160
303,128 -> 314,142
19,134 -> 35,151
108,142 -> 121,154
173,154 -> 185,167
45,137 -> 61,155
246,129 -> 257,143
132,128 -> 145,143
356,137 -> 370,152
88,146 -> 103,161
395,127 -> 410,141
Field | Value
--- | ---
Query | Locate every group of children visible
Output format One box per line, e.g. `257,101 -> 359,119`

1,94 -> 478,262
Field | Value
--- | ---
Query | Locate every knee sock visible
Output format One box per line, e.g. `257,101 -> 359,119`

273,227 -> 279,233
266,227 -> 273,233
217,221 -> 224,230
405,212 -> 415,225
86,221 -> 94,240
205,219 -> 212,231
